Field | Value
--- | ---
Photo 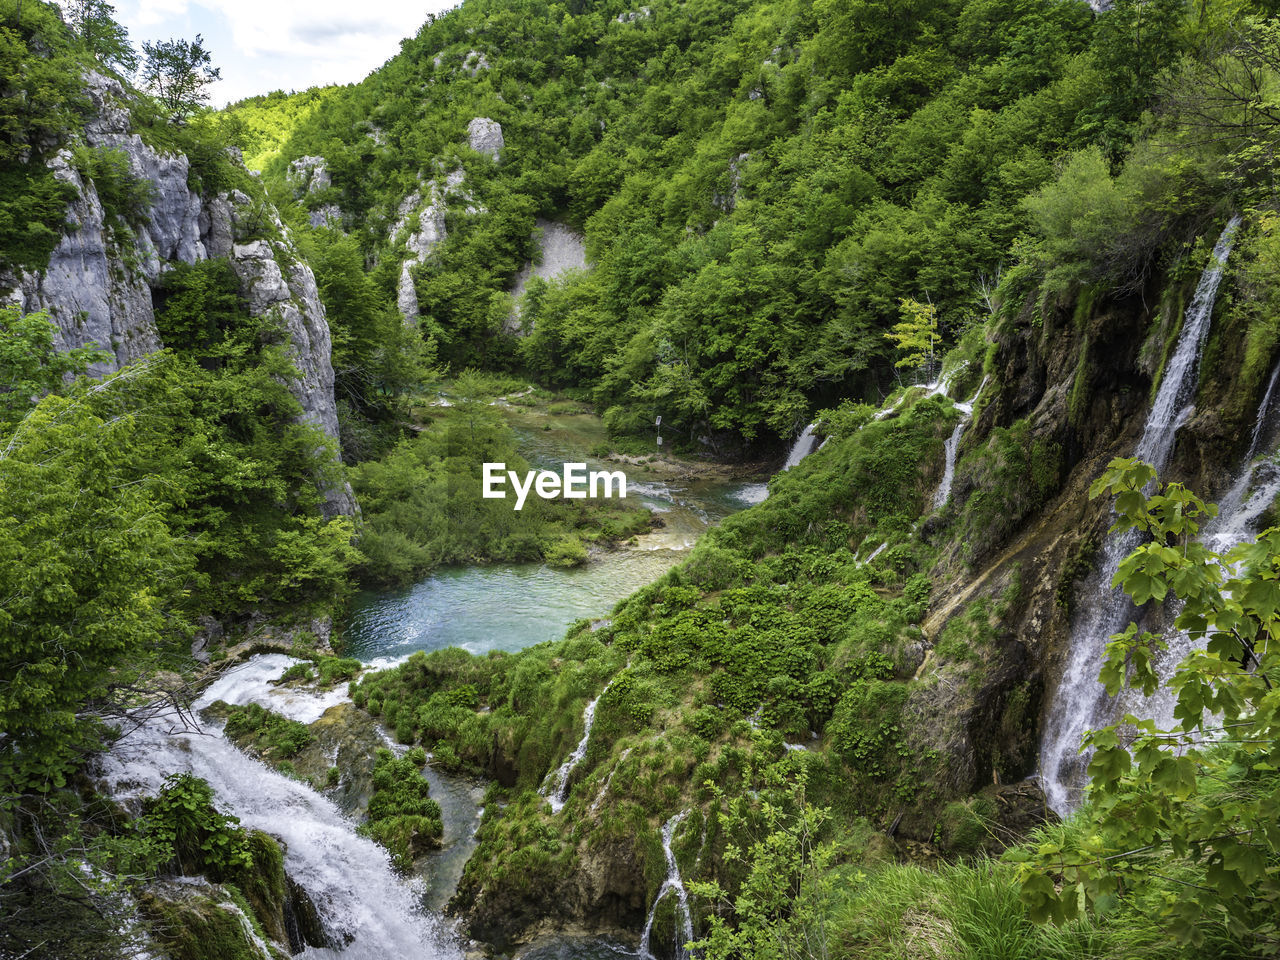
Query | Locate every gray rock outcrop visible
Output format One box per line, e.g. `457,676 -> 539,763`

1,71 -> 355,516
467,117 -> 504,158
287,155 -> 332,195
286,155 -> 343,229
393,168 -> 472,322
506,219 -> 588,335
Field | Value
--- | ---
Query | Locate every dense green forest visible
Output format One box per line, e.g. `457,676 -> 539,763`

4,0 -> 1280,957
240,0 -> 1264,450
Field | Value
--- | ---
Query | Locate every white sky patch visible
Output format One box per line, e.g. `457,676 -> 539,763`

114,0 -> 458,105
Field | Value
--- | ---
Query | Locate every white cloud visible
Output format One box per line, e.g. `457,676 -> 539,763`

116,0 -> 457,104
130,0 -> 190,27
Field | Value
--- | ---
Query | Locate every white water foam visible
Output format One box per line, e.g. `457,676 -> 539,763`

1038,216 -> 1241,814
98,656 -> 463,960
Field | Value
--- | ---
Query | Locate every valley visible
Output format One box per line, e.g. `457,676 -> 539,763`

3,0 -> 1280,957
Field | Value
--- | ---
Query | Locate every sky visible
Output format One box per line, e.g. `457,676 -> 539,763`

113,0 -> 459,105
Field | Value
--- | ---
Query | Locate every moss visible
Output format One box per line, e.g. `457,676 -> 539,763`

1067,334 -> 1091,429
138,885 -> 278,960
1055,534 -> 1100,617
218,702 -> 311,766
228,831 -> 289,947
955,419 -> 1061,564
934,795 -> 996,854
359,747 -> 442,870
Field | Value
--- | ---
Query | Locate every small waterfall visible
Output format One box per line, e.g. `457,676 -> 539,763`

639,812 -> 695,960
97,656 -> 463,959
1039,216 -> 1242,814
542,682 -> 611,814
783,423 -> 819,469
933,421 -> 966,509
932,376 -> 988,510
1249,358 -> 1280,460
589,747 -> 632,815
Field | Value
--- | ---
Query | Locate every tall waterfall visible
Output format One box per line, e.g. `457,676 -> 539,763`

933,421 -> 966,510
1039,216 -> 1241,814
1248,358 -> 1280,460
542,682 -> 611,814
639,811 -> 695,960
97,657 -> 463,959
783,424 -> 820,469
1134,452 -> 1280,730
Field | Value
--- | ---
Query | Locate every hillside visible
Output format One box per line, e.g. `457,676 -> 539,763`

250,0 -> 1231,452
3,0 -> 1280,958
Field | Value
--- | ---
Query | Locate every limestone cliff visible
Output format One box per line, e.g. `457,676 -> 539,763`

1,71 -> 355,516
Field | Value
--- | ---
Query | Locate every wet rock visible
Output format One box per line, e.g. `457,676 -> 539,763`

293,703 -> 384,818
137,876 -> 287,960
284,875 -> 330,952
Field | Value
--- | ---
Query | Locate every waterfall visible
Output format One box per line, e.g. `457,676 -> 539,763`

1133,454 -> 1280,730
1039,216 -> 1242,814
932,376 -> 989,510
589,747 -> 632,815
97,657 -> 463,959
933,421 -> 966,510
639,812 -> 695,960
1249,358 -> 1280,460
783,424 -> 819,469
542,682 -> 612,814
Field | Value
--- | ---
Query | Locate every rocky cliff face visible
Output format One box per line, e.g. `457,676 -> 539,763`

1,72 -> 355,516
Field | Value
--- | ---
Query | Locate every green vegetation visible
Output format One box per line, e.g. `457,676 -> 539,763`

360,747 -> 443,870
1012,460 -> 1280,949
0,772 -> 289,960
221,87 -> 339,171
0,0 -> 88,272
349,372 -> 654,584
0,301 -> 355,797
219,703 -> 313,765
248,0 -> 1246,450
140,34 -> 221,120
9,0 -> 1280,955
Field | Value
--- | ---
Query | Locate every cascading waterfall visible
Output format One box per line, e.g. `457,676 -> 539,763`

639,812 -> 696,960
97,657 -> 463,960
1039,216 -> 1241,814
932,376 -> 989,509
1248,357 -> 1280,460
1133,451 -> 1280,729
783,423 -> 820,469
933,421 -> 966,510
542,681 -> 612,814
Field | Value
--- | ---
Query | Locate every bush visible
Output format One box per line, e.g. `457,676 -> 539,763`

361,748 -> 443,870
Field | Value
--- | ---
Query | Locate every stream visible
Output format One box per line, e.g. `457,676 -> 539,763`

343,406 -> 766,661
103,402 -> 784,958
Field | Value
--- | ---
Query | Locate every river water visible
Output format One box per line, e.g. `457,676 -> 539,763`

104,402 -> 775,958
343,407 -> 765,661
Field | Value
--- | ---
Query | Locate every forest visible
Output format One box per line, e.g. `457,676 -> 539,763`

2,0 -> 1280,957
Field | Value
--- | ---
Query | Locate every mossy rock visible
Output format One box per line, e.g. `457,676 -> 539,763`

229,832 -> 289,947
138,878 -> 287,960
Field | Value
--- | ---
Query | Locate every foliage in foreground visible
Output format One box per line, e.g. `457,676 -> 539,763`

1012,459 -> 1280,953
